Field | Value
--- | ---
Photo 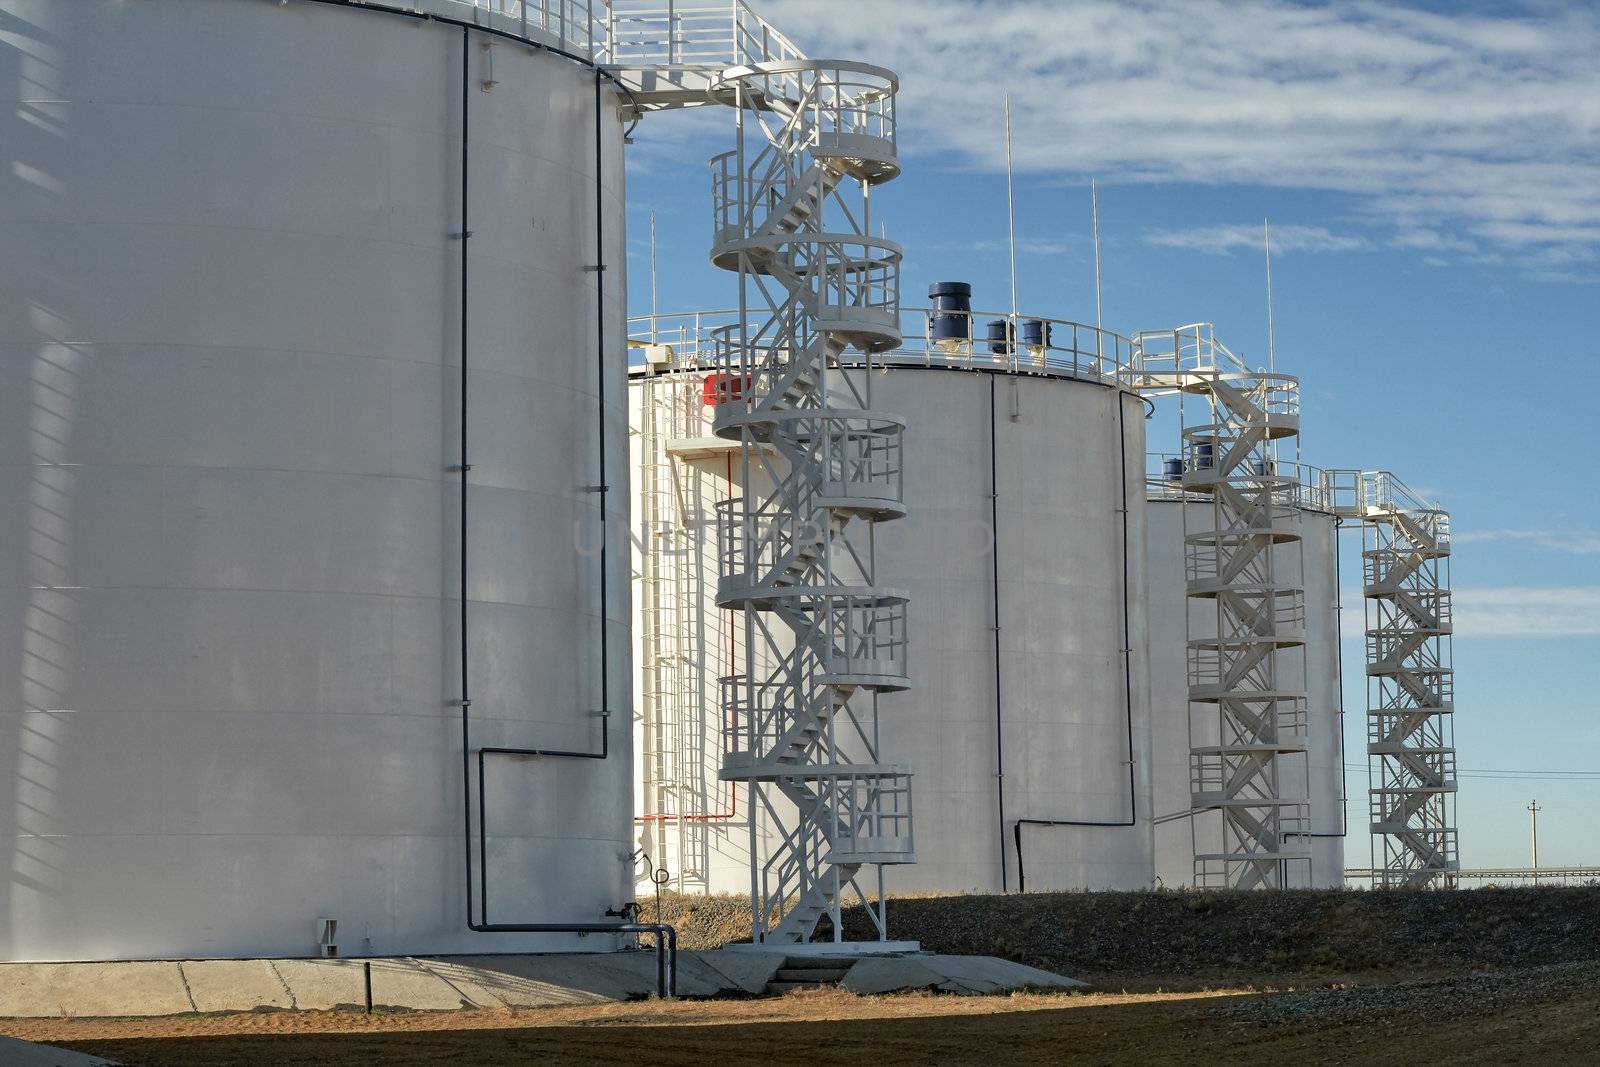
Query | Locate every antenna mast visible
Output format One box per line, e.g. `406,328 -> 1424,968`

1264,217 -> 1276,373
1004,93 -> 1018,321
1092,178 -> 1103,332
649,209 -> 659,342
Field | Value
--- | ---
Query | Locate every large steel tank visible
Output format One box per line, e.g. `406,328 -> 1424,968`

630,305 -> 1154,896
1147,486 -> 1346,888
0,0 -> 631,959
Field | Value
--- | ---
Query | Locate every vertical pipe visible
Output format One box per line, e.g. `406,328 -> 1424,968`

594,66 -> 612,743
990,375 -> 1008,891
459,23 -> 475,927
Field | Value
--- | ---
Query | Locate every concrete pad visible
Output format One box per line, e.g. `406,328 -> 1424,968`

920,954 -> 1089,995
0,1036 -> 119,1066
0,962 -> 194,1018
842,956 -> 947,995
417,955 -> 640,1008
265,960 -> 366,1012
690,949 -> 787,994
363,959 -> 480,1011
412,959 -> 519,1009
179,960 -> 294,1013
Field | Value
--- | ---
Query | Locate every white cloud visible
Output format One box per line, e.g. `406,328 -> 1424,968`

1144,224 -> 1367,254
955,237 -> 1076,256
1453,586 -> 1600,637
1454,528 -> 1600,554
761,0 -> 1600,276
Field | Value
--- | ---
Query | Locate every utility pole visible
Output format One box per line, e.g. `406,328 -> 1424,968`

1527,799 -> 1541,869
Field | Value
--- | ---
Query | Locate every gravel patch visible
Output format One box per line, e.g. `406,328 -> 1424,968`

654,886 -> 1600,979
1213,960 -> 1600,1026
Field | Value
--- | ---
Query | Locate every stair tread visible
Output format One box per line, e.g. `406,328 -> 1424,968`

774,967 -> 850,981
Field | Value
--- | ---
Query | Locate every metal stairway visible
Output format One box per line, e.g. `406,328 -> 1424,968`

1328,471 -> 1459,888
706,57 -> 914,946
1134,325 -> 1312,889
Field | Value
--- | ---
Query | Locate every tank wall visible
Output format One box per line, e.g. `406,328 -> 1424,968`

873,370 -> 1153,893
0,0 -> 631,959
1300,511 -> 1347,885
628,373 -> 758,894
630,368 -> 1155,896
1146,499 -> 1345,887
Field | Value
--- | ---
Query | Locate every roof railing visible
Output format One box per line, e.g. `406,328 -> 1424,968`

628,309 -> 1138,387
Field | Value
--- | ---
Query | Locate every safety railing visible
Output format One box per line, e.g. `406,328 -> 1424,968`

1190,751 -> 1313,797
1369,788 -> 1458,831
817,593 -> 910,685
815,416 -> 906,509
1132,322 -> 1251,377
441,0 -> 603,52
630,308 -> 1138,386
1367,589 -> 1454,633
1370,669 -> 1455,710
828,770 -> 915,860
902,308 -> 1135,385
603,0 -> 806,66
360,2 -> 811,72
796,238 -> 903,333
712,63 -> 897,151
1325,468 -> 1446,523
720,675 -> 828,764
1147,452 -> 1335,510
716,492 -> 825,594
1364,545 -> 1449,589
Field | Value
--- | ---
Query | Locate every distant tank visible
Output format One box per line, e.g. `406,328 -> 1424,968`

631,300 -> 1154,897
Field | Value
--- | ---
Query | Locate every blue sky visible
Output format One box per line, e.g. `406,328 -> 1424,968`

620,0 -> 1600,871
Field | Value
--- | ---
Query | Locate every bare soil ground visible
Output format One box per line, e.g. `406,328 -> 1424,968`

8,888 -> 1597,1065
9,966 -> 1599,1067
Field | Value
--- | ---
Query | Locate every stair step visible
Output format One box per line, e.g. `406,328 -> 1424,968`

774,966 -> 850,982
780,956 -> 854,972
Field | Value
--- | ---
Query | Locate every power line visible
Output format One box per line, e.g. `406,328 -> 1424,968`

1342,763 -> 1600,781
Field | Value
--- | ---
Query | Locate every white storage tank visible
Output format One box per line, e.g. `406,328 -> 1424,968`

1147,482 -> 1346,888
631,302 -> 1155,896
1,0 -> 632,959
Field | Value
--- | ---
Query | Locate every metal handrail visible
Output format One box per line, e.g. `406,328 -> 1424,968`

602,0 -> 807,66
344,1 -> 811,70
629,309 -> 1139,386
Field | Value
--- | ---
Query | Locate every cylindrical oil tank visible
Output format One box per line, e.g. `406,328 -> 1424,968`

1147,492 -> 1345,888
0,0 -> 631,960
629,317 -> 1154,896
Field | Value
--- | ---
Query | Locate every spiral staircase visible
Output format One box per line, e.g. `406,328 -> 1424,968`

608,5 -> 914,945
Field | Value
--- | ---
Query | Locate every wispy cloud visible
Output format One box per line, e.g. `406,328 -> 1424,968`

945,237 -> 1076,256
766,0 -> 1600,278
1144,224 -> 1367,254
1453,586 -> 1600,637
1454,528 -> 1600,554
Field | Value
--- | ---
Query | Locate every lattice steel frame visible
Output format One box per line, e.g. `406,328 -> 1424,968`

1327,471 -> 1459,888
1134,325 -> 1312,889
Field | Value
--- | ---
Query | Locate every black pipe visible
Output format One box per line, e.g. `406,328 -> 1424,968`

446,26 -> 672,997
1012,393 -> 1140,894
989,376 -> 1008,893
